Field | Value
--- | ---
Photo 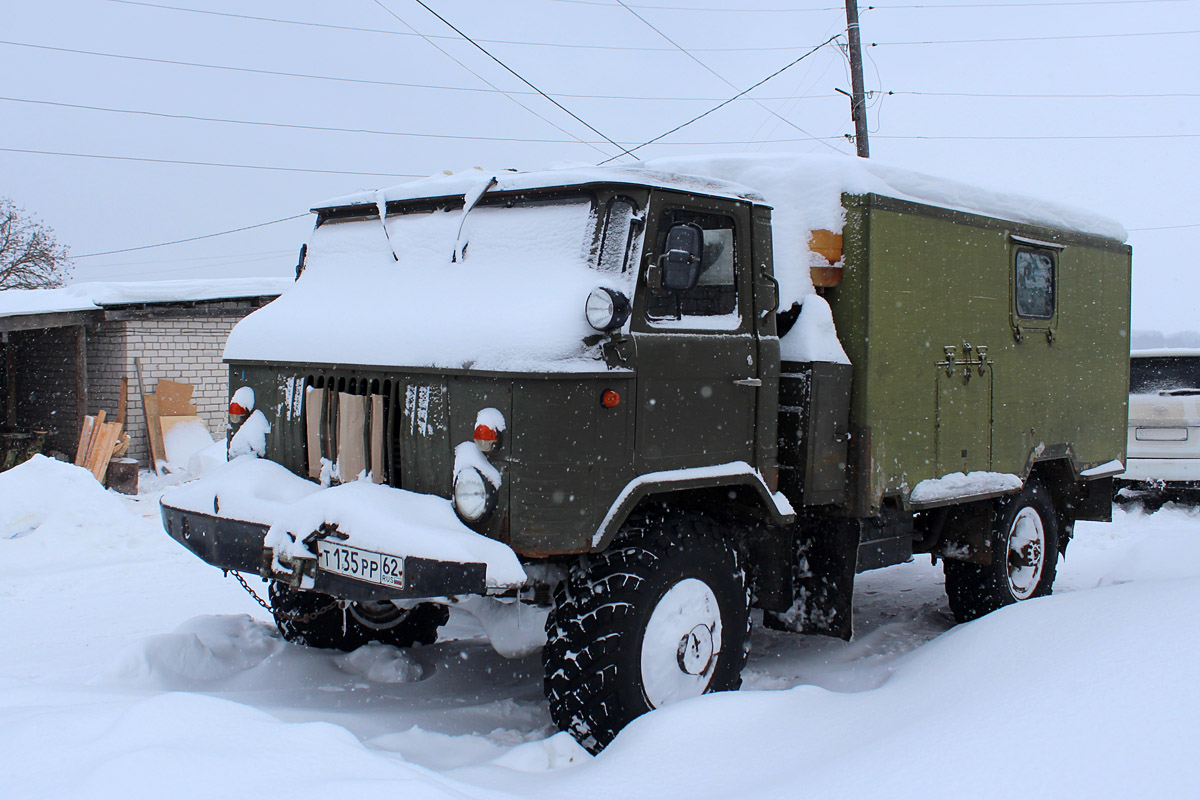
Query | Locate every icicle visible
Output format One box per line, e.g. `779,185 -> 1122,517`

375,189 -> 399,262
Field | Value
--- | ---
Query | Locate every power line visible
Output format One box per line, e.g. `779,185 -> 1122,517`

893,90 -> 1200,99
366,0 -> 607,157
600,33 -> 844,163
0,38 -> 827,103
107,0 -> 831,54
1128,222 -> 1200,231
75,216 -> 309,258
405,0 -> 634,161
0,146 -> 421,178
612,0 -> 842,154
550,0 -> 1192,9
873,132 -> 1200,140
873,29 -> 1200,46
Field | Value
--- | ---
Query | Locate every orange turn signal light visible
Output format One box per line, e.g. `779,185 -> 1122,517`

601,390 -> 620,409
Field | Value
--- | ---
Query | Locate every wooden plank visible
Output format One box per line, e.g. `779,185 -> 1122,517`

305,385 -> 325,480
81,410 -> 106,468
337,392 -> 367,482
369,393 -> 385,484
75,414 -> 96,466
117,376 -> 128,426
156,380 -> 196,416
88,421 -> 122,481
135,358 -> 164,474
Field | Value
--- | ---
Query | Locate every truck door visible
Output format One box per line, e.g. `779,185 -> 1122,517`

632,195 -> 758,473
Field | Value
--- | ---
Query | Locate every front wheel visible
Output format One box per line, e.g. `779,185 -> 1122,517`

944,481 -> 1060,623
542,512 -> 750,754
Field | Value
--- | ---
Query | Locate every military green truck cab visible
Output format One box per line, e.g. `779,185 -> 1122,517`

160,155 -> 1130,754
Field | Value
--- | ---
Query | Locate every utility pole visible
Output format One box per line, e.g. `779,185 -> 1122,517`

844,0 -> 870,158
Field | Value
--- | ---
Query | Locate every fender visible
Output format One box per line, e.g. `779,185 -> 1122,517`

590,461 -> 796,552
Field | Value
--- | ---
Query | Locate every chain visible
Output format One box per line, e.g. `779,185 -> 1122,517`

227,570 -> 340,623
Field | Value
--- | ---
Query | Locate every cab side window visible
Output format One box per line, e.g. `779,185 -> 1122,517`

1015,247 -> 1055,320
647,209 -> 737,320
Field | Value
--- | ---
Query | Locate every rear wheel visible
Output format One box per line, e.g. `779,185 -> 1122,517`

944,481 -> 1060,623
542,512 -> 750,754
268,582 -> 446,651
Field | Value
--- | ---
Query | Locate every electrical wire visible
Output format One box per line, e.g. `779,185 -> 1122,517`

75,216 -> 309,258
106,0 -> 833,54
872,30 -> 1200,46
550,0 -> 1197,9
0,39 -> 844,102
612,0 -> 842,154
892,90 -> 1200,99
599,33 -> 843,163
404,0 -> 634,161
0,146 -> 421,178
366,0 -> 607,157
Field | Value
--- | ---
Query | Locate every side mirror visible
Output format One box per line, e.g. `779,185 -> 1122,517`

660,223 -> 704,292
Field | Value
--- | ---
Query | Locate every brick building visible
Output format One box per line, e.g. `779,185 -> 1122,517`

0,279 -> 290,467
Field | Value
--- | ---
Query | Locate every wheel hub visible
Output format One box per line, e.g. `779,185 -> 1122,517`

1006,506 -> 1046,600
640,578 -> 724,708
677,623 -> 715,675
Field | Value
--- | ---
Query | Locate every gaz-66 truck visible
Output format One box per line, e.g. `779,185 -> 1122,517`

161,154 -> 1130,753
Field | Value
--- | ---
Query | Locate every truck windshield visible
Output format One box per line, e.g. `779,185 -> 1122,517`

224,195 -> 637,372
1130,356 -> 1200,394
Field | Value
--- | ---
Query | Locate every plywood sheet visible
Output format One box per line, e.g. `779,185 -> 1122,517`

156,380 -> 196,416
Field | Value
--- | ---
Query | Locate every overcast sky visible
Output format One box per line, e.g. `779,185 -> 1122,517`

2,0 -> 1196,332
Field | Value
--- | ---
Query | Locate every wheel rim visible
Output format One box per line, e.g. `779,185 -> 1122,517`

349,600 -> 406,630
1006,506 -> 1045,600
640,578 -> 723,708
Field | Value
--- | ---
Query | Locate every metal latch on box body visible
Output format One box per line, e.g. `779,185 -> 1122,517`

937,342 -> 992,384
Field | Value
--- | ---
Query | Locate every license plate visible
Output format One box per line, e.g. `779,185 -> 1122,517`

316,541 -> 404,589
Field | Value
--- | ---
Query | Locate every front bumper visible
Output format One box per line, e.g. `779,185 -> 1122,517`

161,502 -> 497,604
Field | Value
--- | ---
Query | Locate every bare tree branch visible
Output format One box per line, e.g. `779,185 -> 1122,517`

0,198 -> 73,290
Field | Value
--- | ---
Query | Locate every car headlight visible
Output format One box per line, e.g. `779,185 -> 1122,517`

453,467 -> 495,523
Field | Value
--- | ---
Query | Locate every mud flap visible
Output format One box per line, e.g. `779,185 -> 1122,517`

762,521 -> 858,641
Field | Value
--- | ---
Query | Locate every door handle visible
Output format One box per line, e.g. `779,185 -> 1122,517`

734,378 -> 762,388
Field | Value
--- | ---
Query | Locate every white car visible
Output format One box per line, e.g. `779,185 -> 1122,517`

1120,349 -> 1200,493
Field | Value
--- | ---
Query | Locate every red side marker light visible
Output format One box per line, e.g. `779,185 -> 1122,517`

229,401 -> 249,417
474,424 -> 499,452
601,390 -> 620,409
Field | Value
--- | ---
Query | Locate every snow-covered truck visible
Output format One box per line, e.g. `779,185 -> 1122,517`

161,154 -> 1130,753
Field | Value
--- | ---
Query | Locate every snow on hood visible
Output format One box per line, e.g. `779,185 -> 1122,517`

0,278 -> 292,319
225,195 -> 628,372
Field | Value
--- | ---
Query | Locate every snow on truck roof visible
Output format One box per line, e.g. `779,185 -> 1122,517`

318,153 -> 1127,243
224,154 -> 1122,372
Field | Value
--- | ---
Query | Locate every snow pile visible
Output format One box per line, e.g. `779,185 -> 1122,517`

0,455 -> 152,568
226,197 -> 622,372
780,293 -> 849,364
910,471 -> 1023,504
105,614 -> 283,686
161,417 -> 216,466
163,454 -> 322,522
264,479 -> 527,589
336,643 -> 424,684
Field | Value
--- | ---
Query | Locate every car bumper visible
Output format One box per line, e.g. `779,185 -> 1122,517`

161,501 -> 509,604
1119,457 -> 1200,485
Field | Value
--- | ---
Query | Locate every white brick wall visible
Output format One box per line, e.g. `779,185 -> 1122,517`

86,311 -> 248,466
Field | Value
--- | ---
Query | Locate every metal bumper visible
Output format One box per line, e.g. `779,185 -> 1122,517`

160,502 -> 490,603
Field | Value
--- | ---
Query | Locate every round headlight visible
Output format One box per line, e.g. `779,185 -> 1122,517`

453,467 -> 494,523
585,287 -> 631,332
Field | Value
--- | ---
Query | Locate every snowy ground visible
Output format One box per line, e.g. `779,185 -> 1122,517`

2,455 -> 1197,798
